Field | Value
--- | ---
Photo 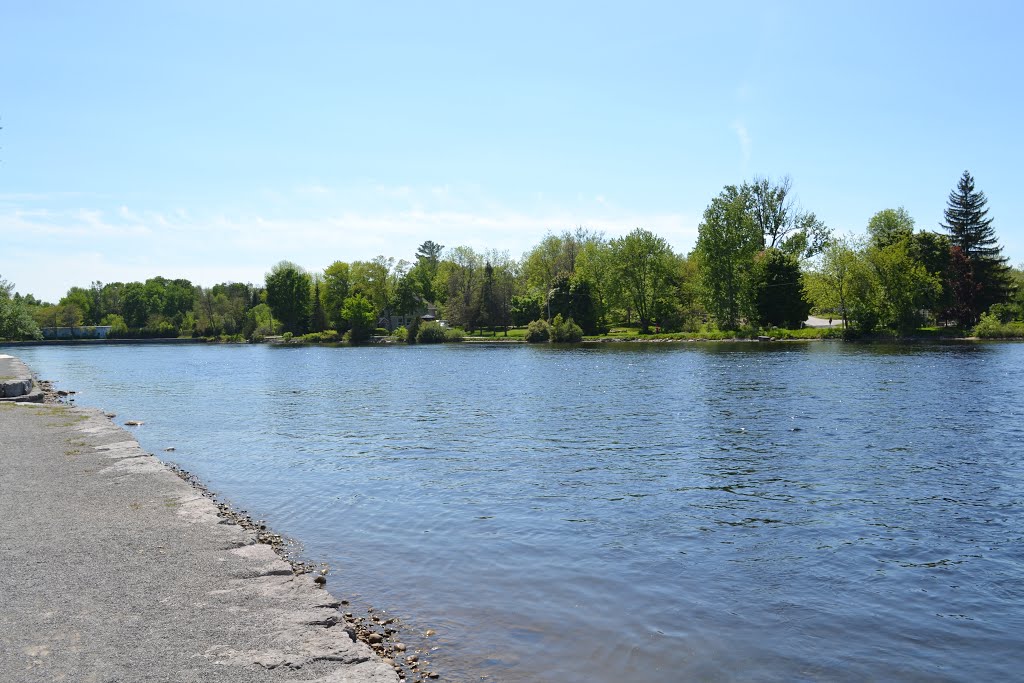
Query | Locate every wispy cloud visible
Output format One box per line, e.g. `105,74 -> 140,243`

732,120 -> 752,167
0,188 -> 699,302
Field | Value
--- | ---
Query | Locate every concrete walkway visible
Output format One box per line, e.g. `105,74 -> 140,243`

804,315 -> 844,329
0,401 -> 399,683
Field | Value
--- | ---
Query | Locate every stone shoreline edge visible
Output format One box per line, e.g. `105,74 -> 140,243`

1,356 -> 440,682
0,354 -> 45,402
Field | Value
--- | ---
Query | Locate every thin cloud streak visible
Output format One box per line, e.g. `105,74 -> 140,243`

732,120 -> 752,168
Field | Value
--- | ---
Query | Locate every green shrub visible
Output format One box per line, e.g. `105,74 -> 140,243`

144,320 -> 177,337
444,327 -> 465,342
102,314 -> 129,337
300,330 -> 340,343
550,314 -> 583,343
393,326 -> 408,342
974,313 -> 1024,339
417,322 -> 448,344
524,319 -> 551,343
282,331 -> 293,342
374,327 -> 390,336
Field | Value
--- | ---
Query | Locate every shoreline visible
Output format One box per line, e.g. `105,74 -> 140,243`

5,332 -> 1018,349
0,359 -> 434,682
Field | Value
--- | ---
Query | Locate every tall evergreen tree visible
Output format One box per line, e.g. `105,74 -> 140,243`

309,279 -> 327,333
940,170 -> 1010,324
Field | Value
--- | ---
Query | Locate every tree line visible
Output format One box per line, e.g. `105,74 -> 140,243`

2,171 -> 1020,342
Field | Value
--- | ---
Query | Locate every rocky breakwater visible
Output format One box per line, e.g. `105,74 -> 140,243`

0,353 -> 43,402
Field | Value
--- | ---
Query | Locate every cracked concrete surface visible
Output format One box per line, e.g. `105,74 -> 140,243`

0,402 -> 399,683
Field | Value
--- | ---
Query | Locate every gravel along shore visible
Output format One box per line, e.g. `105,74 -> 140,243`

0,400 -> 401,683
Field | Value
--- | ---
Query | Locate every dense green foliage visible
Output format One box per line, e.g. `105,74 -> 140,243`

265,261 -> 312,335
524,319 -> 551,343
341,294 -> 375,344
0,276 -> 42,340
549,315 -> 584,343
17,172 -> 1019,344
973,314 -> 1024,339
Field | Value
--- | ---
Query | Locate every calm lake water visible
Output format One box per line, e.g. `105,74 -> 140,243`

7,341 -> 1024,682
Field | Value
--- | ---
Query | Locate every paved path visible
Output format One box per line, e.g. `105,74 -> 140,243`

0,401 -> 399,683
804,315 -> 843,329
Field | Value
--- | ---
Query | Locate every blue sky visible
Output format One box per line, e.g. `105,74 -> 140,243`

3,1 -> 1022,302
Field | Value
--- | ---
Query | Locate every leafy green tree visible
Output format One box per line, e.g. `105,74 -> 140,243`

695,185 -> 761,328
653,253 -> 701,332
0,277 -> 42,340
610,228 -> 676,333
309,278 -> 327,333
414,240 -> 444,303
834,239 -> 941,334
59,287 -> 94,325
341,294 -> 376,344
567,278 -> 599,334
444,246 -> 483,331
479,260 -> 498,333
245,303 -> 278,339
747,176 -> 830,258
193,282 -> 255,336
510,294 -> 543,326
161,278 -> 196,324
523,233 -> 565,320
522,228 -> 604,320
804,236 -> 858,328
350,256 -> 393,325
490,252 -> 518,335
102,314 -> 129,337
907,231 -> 952,315
322,261 -> 351,331
940,170 -> 1011,323
574,236 -> 615,326
121,282 -> 149,328
548,275 -> 600,334
867,207 -> 915,248
265,261 -> 312,334
546,275 -> 573,323
56,303 -> 84,327
99,282 -> 125,319
179,310 -> 197,337
392,265 -> 421,320
871,240 -> 942,333
751,248 -> 810,328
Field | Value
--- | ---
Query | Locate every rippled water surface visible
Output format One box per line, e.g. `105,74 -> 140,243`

9,341 -> 1024,682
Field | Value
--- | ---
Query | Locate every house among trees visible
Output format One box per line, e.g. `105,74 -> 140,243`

380,300 -> 438,331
